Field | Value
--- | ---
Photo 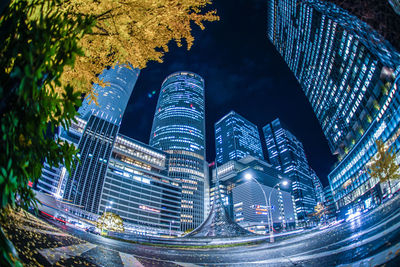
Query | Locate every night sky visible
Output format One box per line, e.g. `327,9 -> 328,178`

119,0 -> 337,186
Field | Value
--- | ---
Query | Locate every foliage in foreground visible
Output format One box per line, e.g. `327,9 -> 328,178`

97,212 -> 125,233
60,0 -> 219,102
0,0 -> 94,265
0,0 -> 218,265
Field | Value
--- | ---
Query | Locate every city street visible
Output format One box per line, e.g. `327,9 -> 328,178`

17,195 -> 400,266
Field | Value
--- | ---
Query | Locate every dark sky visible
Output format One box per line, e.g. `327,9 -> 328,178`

119,0 -> 336,186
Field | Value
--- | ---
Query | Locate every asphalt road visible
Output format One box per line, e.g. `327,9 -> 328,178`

40,194 -> 400,266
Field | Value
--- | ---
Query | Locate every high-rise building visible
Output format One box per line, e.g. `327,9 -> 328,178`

64,64 -> 139,213
263,119 -> 316,221
267,0 -> 399,155
64,115 -> 120,213
323,186 -> 337,220
101,135 -> 181,235
310,169 -> 325,204
79,64 -> 140,124
267,0 -> 400,212
37,117 -> 87,196
389,0 -> 400,15
215,111 -> 264,165
149,71 -> 207,231
210,156 -> 297,232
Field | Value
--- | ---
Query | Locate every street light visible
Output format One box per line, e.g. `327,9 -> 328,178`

245,173 -> 289,242
169,220 -> 175,236
267,180 -> 289,239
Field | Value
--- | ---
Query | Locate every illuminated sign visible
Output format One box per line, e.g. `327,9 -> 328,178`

139,205 -> 160,213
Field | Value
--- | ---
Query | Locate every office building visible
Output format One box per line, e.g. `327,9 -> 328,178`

310,169 -> 325,204
263,119 -> 317,221
323,186 -> 337,220
37,117 -> 87,196
215,111 -> 264,165
267,0 -> 400,211
389,0 -> 400,15
79,64 -> 140,124
64,115 -> 120,213
64,64 -> 139,213
211,156 -> 297,231
101,135 -> 181,234
149,71 -> 207,231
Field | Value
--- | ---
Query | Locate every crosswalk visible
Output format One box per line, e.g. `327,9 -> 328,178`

37,242 -> 198,266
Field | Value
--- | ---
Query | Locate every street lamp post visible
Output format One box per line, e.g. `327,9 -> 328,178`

169,220 -> 175,236
267,180 -> 288,240
245,173 -> 288,242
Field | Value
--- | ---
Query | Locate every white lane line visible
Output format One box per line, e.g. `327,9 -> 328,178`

175,262 -> 202,267
119,251 -> 145,267
337,242 -> 400,267
38,243 -> 96,264
205,218 -> 400,265
291,209 -> 400,257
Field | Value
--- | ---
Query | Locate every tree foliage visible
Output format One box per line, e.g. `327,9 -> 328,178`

0,0 -> 94,265
61,0 -> 219,102
97,212 -> 125,233
1,0 -> 217,265
313,202 -> 325,219
367,139 -> 400,184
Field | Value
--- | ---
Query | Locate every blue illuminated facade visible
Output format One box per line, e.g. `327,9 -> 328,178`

150,72 -> 206,231
215,111 -> 264,165
268,0 -> 400,211
79,64 -> 140,124
263,119 -> 317,221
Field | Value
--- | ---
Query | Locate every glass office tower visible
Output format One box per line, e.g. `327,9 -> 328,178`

267,0 -> 400,212
215,111 -> 264,165
150,72 -> 206,231
263,119 -> 316,221
64,64 -> 139,213
79,64 -> 140,124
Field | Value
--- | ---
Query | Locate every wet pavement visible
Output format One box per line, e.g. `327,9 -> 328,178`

8,195 -> 400,266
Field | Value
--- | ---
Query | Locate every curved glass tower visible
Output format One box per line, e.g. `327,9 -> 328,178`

78,63 -> 140,124
150,72 -> 206,156
150,71 -> 206,231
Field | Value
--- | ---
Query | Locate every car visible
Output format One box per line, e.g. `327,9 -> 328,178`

85,226 -> 100,235
56,215 -> 66,225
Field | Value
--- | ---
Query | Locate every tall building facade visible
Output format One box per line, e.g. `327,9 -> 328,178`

215,111 -> 264,165
37,117 -> 87,196
79,64 -> 140,124
310,169 -> 325,204
64,64 -> 139,213
149,72 -> 207,231
210,156 -> 297,232
267,0 -> 400,212
263,119 -> 316,221
102,135 -> 181,235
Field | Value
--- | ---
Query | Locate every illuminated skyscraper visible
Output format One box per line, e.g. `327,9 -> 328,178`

64,64 -> 139,213
268,0 -> 400,212
215,111 -> 264,165
263,119 -> 316,221
150,71 -> 206,231
79,64 -> 140,124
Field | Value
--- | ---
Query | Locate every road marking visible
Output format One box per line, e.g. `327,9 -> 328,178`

337,242 -> 400,267
206,218 -> 400,265
38,243 -> 96,264
119,251 -> 145,267
291,209 -> 400,257
175,262 -> 202,267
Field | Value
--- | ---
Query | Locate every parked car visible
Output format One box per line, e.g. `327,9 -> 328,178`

85,226 -> 100,235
